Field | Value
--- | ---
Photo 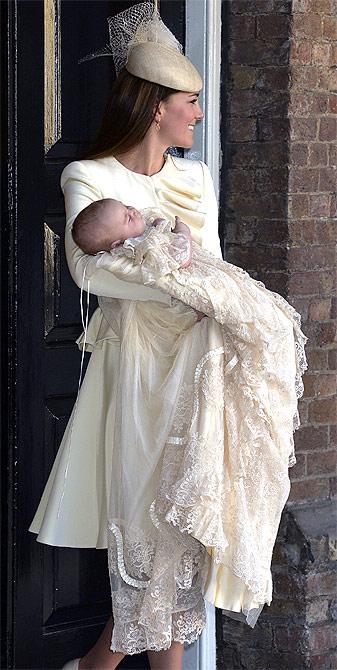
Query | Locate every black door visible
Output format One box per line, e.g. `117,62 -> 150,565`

1,1 -> 184,669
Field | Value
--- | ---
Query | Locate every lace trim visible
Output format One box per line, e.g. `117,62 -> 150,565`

108,522 -> 149,589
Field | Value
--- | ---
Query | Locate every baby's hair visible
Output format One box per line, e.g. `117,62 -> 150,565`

72,200 -> 114,255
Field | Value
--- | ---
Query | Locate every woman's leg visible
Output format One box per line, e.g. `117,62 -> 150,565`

79,616 -> 125,670
147,641 -> 184,670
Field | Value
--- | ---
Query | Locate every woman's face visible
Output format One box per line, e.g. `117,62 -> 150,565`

157,91 -> 204,149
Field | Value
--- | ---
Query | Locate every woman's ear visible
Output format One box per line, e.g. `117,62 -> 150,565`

154,99 -> 165,124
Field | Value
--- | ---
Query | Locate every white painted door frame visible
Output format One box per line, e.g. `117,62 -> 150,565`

183,1 -> 222,670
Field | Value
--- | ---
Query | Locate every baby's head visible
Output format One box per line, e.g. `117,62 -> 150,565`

72,198 -> 145,255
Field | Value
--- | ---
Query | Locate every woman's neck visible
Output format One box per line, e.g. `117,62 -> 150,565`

114,131 -> 168,177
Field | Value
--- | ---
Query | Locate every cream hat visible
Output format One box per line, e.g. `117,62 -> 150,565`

78,1 -> 203,93
126,42 -> 202,92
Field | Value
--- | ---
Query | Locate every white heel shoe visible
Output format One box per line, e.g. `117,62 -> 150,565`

61,659 -> 81,670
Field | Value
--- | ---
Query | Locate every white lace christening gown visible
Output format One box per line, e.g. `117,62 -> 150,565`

84,215 -> 308,651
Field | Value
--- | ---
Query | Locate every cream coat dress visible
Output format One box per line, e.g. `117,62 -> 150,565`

29,154 -> 224,652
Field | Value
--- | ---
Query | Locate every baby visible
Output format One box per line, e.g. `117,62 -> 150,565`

71,194 -> 307,627
72,198 -> 192,268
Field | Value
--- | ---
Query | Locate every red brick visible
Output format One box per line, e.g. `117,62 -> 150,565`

312,43 -> 331,67
308,397 -> 337,423
306,598 -> 330,625
289,194 -> 309,217
273,572 -> 304,597
309,0 -> 335,13
288,270 -> 335,295
227,193 -> 286,218
291,143 -> 309,166
231,0 -> 274,14
228,169 -> 255,192
309,194 -> 331,217
331,44 -> 337,67
289,296 -> 310,319
231,89 -> 289,116
307,449 -> 337,475
328,95 -> 337,114
330,193 -> 336,217
291,245 -> 335,270
319,118 -> 337,142
306,623 -> 337,652
328,349 -> 337,370
292,65 -> 320,89
256,219 -> 290,243
314,219 -> 337,243
229,15 -> 255,40
329,144 -> 337,167
306,571 -> 337,597
231,65 -> 258,89
304,320 -> 336,346
309,652 -> 337,669
289,477 -> 330,502
256,65 -> 290,90
257,14 -> 290,39
322,17 -> 337,40
330,424 -> 337,446
290,118 -> 318,141
306,348 -> 328,371
292,0 -> 311,12
312,93 -> 330,115
309,298 -> 332,321
293,13 -> 322,39
273,0 -> 293,12
231,39 -> 290,67
289,452 -> 307,476
303,373 -> 316,398
328,69 -> 337,93
299,399 -> 309,424
291,40 -> 312,65
331,296 -> 337,319
319,167 -> 337,192
292,220 -> 317,243
289,167 -> 320,192
257,117 -> 289,141
316,374 -> 337,397
274,625 -> 306,652
230,117 -> 257,142
255,167 -> 288,192
308,143 -> 329,167
295,425 -> 329,451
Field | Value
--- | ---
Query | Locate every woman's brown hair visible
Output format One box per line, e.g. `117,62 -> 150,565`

80,69 -> 177,160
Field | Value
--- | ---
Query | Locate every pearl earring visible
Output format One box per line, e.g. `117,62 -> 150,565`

155,120 -> 160,132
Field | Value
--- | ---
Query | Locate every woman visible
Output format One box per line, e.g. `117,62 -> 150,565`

29,4 -> 222,669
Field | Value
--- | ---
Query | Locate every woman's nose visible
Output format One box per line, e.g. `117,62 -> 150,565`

196,102 -> 204,120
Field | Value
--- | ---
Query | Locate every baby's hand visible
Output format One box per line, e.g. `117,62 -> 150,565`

173,216 -> 191,239
152,217 -> 166,227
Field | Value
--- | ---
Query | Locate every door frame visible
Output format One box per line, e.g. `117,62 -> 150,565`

184,1 -> 222,669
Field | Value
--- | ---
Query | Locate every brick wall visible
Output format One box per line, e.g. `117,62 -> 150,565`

218,0 -> 336,667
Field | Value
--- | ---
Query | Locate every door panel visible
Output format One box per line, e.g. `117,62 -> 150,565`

2,1 -> 184,668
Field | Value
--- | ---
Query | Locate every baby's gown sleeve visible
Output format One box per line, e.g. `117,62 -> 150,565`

91,219 -> 192,290
61,160 -> 171,304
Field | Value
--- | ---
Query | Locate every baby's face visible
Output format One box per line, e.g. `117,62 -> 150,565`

108,200 -> 145,243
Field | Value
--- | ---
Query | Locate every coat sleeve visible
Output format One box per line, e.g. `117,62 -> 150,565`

200,161 -> 223,260
61,160 -> 171,303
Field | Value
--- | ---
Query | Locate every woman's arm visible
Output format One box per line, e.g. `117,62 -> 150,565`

61,160 -> 171,303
